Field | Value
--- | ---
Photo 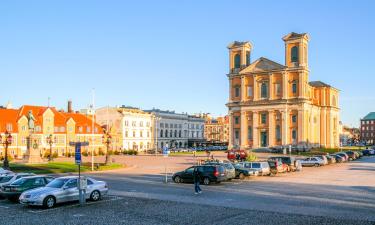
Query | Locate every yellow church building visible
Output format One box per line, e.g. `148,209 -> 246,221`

226,32 -> 340,150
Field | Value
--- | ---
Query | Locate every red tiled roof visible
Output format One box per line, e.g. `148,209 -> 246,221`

0,109 -> 19,133
64,113 -> 103,134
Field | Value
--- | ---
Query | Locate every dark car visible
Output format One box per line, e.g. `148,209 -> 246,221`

204,162 -> 236,180
0,175 -> 54,201
331,154 -> 344,163
268,156 -> 297,172
345,151 -> 357,161
362,149 -> 375,156
172,165 -> 226,185
232,163 -> 253,180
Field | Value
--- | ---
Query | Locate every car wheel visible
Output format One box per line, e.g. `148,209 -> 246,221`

90,190 -> 101,201
43,196 -> 56,209
239,173 -> 245,180
314,163 -> 320,167
203,177 -> 210,185
173,176 -> 182,183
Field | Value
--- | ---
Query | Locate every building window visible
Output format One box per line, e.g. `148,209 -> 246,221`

247,86 -> 253,97
160,130 -> 163,137
275,83 -> 281,96
261,114 -> 267,124
174,130 -> 177,137
276,125 -> 281,141
261,83 -> 268,98
292,115 -> 297,123
78,127 -> 83,133
292,81 -> 297,94
179,130 -> 182,138
246,52 -> 250,66
248,126 -> 252,140
140,121 -> 144,127
291,46 -> 299,62
170,130 -> 173,137
60,127 -> 65,132
160,123 -> 164,128
125,131 -> 128,137
292,129 -> 297,142
133,131 -> 136,137
234,86 -> 240,97
165,130 -> 168,137
125,121 -> 129,126
235,130 -> 239,139
140,131 -> 143,137
234,54 -> 241,68
234,117 -> 239,125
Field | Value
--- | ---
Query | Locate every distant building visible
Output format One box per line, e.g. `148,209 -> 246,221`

339,122 -> 360,146
204,115 -> 229,144
0,104 -> 103,159
187,115 -> 205,147
144,109 -> 188,149
360,112 -> 375,145
96,106 -> 153,152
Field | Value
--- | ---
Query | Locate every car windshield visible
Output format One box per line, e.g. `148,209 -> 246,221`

224,164 -> 234,169
252,163 -> 260,168
11,178 -> 28,185
0,176 -> 14,183
46,178 -> 70,188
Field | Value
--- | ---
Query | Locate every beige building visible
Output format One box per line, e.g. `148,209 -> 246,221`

226,32 -> 340,149
96,106 -> 153,151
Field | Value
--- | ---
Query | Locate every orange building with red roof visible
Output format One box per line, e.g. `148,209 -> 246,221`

0,105 -> 104,159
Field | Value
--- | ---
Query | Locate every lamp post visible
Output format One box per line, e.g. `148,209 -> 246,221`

46,134 -> 54,161
102,130 -> 112,165
1,131 -> 13,170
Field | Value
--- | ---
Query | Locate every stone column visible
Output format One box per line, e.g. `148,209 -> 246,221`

268,110 -> 275,147
228,111 -> 233,149
229,78 -> 233,102
252,112 -> 259,148
282,72 -> 288,99
269,73 -> 274,100
321,108 -> 327,148
282,109 -> 289,145
241,76 -> 246,102
253,75 -> 258,101
240,110 -> 248,148
298,110 -> 304,145
299,72 -> 304,98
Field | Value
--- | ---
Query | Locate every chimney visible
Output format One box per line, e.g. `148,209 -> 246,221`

68,100 -> 73,113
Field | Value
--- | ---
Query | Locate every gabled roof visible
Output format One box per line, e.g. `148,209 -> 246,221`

239,57 -> 286,74
309,81 -> 332,88
282,32 -> 309,41
227,41 -> 252,49
363,112 -> 375,121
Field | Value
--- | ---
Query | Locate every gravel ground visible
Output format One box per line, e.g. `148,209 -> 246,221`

0,196 -> 373,225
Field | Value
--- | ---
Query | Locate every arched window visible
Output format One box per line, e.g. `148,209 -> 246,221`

174,130 -> 177,137
179,130 -> 182,138
165,130 -> 168,137
276,125 -> 281,141
246,52 -> 250,66
292,129 -> 297,143
291,46 -> 299,62
160,129 -> 163,137
234,54 -> 241,68
170,130 -> 173,137
261,83 -> 268,98
234,86 -> 240,97
292,81 -> 298,94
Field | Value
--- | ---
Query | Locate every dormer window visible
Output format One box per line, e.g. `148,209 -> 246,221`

291,46 -> 299,63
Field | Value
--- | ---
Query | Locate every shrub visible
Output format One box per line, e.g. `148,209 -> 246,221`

114,150 -> 120,155
246,154 -> 257,162
123,150 -> 129,155
0,155 -> 14,162
52,152 -> 58,158
66,152 -> 71,157
98,149 -> 105,156
82,150 -> 89,157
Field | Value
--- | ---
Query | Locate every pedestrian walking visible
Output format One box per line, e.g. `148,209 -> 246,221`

193,167 -> 202,194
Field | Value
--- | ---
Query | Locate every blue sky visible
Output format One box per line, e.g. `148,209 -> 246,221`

0,0 -> 374,127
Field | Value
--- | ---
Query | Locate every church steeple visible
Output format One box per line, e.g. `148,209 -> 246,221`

282,32 -> 309,69
227,41 -> 252,73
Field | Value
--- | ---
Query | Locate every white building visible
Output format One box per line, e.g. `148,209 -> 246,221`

145,109 -> 189,149
188,115 -> 205,146
96,106 -> 153,152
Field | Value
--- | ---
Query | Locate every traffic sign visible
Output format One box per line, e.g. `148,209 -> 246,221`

75,143 -> 82,165
163,146 -> 169,157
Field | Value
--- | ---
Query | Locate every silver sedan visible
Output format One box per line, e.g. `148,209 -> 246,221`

19,176 -> 108,208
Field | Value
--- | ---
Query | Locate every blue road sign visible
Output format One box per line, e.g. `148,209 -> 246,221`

163,146 -> 169,157
75,143 -> 82,165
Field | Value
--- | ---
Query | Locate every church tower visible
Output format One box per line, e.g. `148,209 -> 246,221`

227,41 -> 252,73
282,32 -> 309,69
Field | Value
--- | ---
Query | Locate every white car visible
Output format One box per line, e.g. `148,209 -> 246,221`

300,157 -> 325,167
0,168 -> 13,175
0,173 -> 35,188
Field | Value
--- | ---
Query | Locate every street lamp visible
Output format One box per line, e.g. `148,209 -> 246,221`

46,134 -> 54,161
0,131 -> 13,170
102,130 -> 112,165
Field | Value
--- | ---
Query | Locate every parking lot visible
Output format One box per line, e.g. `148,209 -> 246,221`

1,153 -> 375,224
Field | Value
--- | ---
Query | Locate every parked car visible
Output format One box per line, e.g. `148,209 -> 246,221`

238,162 -> 271,176
331,154 -> 344,163
19,176 -> 108,208
315,155 -> 328,165
325,155 -> 336,164
204,162 -> 236,180
345,151 -> 357,161
1,175 -> 54,201
232,163 -> 258,179
267,158 -> 288,175
268,156 -> 298,172
336,152 -> 349,161
362,149 -> 375,156
300,157 -> 325,167
0,173 -> 35,199
0,168 -> 13,175
227,149 -> 248,161
173,165 -> 226,185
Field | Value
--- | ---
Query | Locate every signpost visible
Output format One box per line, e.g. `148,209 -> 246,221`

163,144 -> 169,183
69,141 -> 89,206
